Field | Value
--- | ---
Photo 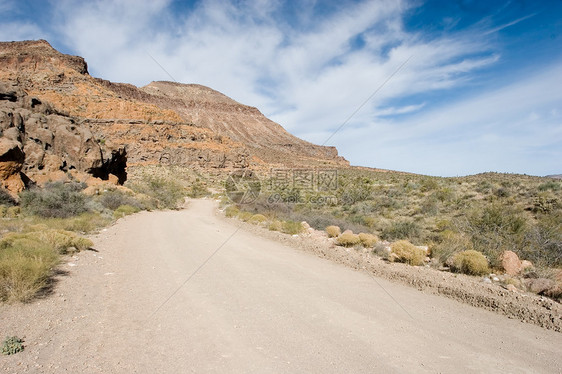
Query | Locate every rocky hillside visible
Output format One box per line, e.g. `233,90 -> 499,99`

0,39 -> 348,194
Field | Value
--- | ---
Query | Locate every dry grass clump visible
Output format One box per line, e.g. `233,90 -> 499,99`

237,211 -> 253,222
0,235 -> 59,302
282,221 -> 304,235
248,214 -> 267,225
391,240 -> 426,266
336,232 -> 361,247
451,250 -> 490,275
225,206 -> 239,218
113,205 -> 140,219
325,225 -> 341,238
268,220 -> 283,231
358,233 -> 378,248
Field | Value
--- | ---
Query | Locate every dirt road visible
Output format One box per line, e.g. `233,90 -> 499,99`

2,199 -> 561,373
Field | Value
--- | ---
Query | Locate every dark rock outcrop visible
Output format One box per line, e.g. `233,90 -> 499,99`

0,82 -> 126,194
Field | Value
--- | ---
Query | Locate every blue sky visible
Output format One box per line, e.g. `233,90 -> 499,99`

1,0 -> 561,176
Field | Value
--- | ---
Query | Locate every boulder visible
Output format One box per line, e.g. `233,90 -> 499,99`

520,260 -> 534,272
500,250 -> 522,276
524,278 -> 554,294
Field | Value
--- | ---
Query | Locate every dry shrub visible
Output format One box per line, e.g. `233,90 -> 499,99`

225,206 -> 239,218
113,205 -> 140,219
336,232 -> 361,247
431,230 -> 472,264
452,250 -> 490,276
391,240 -> 426,266
358,233 -> 378,248
282,221 -> 304,235
268,220 -> 283,232
248,214 -> 267,225
20,182 -> 89,218
3,230 -> 92,254
325,225 -> 341,238
238,211 -> 253,222
0,236 -> 59,302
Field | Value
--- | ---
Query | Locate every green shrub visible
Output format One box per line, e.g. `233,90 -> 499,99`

128,176 -> 185,209
225,206 -> 240,218
113,205 -> 140,219
451,250 -> 490,275
282,221 -> 304,235
248,214 -> 267,225
2,336 -> 24,355
390,240 -> 426,266
336,232 -> 361,247
20,182 -> 89,218
325,225 -> 341,238
358,233 -> 378,248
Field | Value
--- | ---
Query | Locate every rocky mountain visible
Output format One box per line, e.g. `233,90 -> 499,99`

0,39 -> 348,194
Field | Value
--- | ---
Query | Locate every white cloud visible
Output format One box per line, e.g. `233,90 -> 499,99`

335,63 -> 562,176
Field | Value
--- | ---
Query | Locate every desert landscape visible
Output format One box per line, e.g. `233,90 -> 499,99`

1,9 -> 561,373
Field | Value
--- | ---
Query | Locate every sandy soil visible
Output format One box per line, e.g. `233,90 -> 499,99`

1,199 -> 561,373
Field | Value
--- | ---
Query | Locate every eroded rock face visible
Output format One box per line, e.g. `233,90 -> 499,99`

0,40 -> 349,173
0,82 -> 126,194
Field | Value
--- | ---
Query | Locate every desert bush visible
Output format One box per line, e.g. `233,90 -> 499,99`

113,205 -> 140,219
520,211 -> 562,267
382,220 -> 421,241
451,250 -> 490,275
390,240 -> 426,266
268,220 -> 283,232
464,204 -> 527,267
99,190 -> 143,211
128,176 -> 185,209
248,214 -> 267,225
538,181 -> 561,191
0,236 -> 59,302
358,233 -> 378,248
6,206 -> 20,218
186,180 -> 210,198
225,206 -> 240,218
0,188 -> 16,206
1,336 -> 24,355
325,225 -> 341,238
431,231 -> 472,264
336,232 -> 361,247
238,211 -> 253,222
420,178 -> 439,192
2,230 -> 92,255
282,221 -> 304,235
532,194 -> 559,214
39,212 -> 112,234
20,182 -> 89,218
0,205 -> 7,217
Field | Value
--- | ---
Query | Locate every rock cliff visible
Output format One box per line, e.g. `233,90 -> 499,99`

0,39 -> 348,194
